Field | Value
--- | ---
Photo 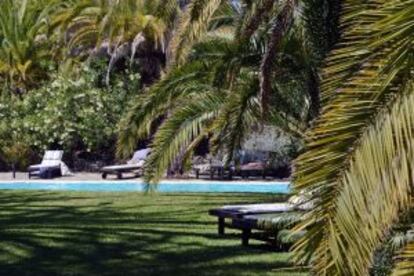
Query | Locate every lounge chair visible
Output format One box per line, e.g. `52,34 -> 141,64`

231,150 -> 275,179
101,148 -> 150,179
28,150 -> 66,179
209,194 -> 310,235
209,202 -> 294,235
238,161 -> 268,179
192,156 -> 234,180
209,195 -> 310,248
231,212 -> 304,247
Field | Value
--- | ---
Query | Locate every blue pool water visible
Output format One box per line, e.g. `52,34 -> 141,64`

0,181 -> 290,193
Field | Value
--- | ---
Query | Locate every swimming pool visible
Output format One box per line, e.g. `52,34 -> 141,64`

0,181 -> 290,193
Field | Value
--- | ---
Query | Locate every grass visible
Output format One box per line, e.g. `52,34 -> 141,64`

0,191 -> 308,276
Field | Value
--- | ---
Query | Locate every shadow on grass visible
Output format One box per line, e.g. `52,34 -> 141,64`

0,191 -> 306,276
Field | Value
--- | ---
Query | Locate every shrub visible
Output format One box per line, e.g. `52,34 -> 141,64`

1,142 -> 32,171
0,65 -> 140,165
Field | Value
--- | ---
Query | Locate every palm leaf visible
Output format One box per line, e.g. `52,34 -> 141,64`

143,92 -> 224,184
259,0 -> 295,115
292,0 -> 414,274
236,0 -> 274,41
116,60 -> 212,158
393,240 -> 414,276
211,70 -> 259,163
169,0 -> 224,66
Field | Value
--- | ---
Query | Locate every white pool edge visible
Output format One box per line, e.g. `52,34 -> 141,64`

0,179 -> 290,186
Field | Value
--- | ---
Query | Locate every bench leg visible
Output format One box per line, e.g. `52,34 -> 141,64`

218,217 -> 225,235
219,168 -> 224,180
117,172 -> 122,179
102,173 -> 107,179
242,229 -> 251,246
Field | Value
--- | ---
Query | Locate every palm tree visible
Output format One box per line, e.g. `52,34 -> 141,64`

169,0 -> 303,115
0,0 -> 56,93
52,0 -> 181,85
292,0 -> 414,274
116,0 -> 321,184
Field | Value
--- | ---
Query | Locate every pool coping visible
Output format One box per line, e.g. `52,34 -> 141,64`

0,179 -> 290,186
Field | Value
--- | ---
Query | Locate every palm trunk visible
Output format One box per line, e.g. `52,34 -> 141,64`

307,69 -> 320,121
237,0 -> 275,42
259,0 -> 295,116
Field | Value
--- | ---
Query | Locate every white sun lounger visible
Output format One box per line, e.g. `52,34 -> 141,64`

28,150 -> 65,179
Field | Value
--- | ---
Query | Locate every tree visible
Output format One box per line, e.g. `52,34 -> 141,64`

0,64 -> 138,157
117,0 -> 320,184
292,0 -> 414,274
169,0 -> 302,116
0,0 -> 57,92
52,0 -> 181,85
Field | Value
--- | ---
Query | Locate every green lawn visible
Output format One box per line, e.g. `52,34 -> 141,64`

0,191 -> 308,276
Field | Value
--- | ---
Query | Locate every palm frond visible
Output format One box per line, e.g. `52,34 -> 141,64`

152,0 -> 180,27
277,229 -> 306,245
292,0 -> 414,274
257,212 -> 303,231
393,240 -> 414,276
294,81 -> 414,274
259,0 -> 295,115
169,0 -> 224,66
116,60 -> 211,158
143,92 -> 224,184
319,0 -> 389,104
236,0 -> 274,41
211,71 -> 259,163
0,0 -> 55,89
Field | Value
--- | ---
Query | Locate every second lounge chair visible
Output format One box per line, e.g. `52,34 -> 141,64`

101,148 -> 150,179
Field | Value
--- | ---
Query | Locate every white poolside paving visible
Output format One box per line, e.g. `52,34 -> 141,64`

0,172 -> 137,182
0,172 -> 289,183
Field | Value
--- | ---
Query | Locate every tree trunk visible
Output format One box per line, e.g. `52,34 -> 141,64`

238,0 -> 275,42
259,0 -> 295,116
307,69 -> 321,121
12,163 -> 16,179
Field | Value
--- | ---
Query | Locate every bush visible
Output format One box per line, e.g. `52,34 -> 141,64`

1,142 -> 33,171
0,65 -> 140,167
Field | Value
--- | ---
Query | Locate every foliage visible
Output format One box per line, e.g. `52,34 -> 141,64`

0,0 -> 340,176
292,0 -> 414,274
169,0 -> 229,66
302,0 -> 341,67
393,241 -> 414,276
1,142 -> 32,170
117,0 -> 330,184
52,0 -> 183,85
0,64 -> 139,157
0,0 -> 58,92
